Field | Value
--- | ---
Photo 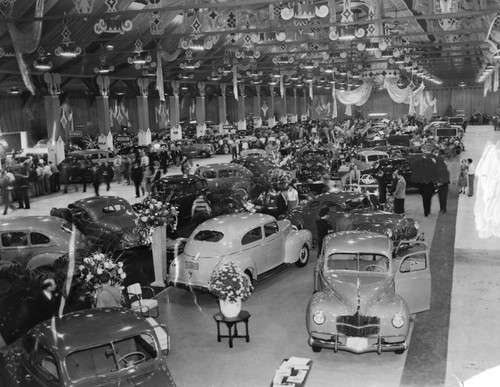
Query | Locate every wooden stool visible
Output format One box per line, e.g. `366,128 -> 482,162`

214,310 -> 250,348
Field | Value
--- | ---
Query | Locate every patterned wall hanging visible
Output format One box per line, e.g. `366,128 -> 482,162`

94,0 -> 133,35
148,0 -> 165,35
280,1 -> 329,21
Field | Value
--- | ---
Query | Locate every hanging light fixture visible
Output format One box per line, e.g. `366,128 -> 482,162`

33,46 -> 52,71
55,18 -> 82,58
9,87 -> 21,95
94,47 -> 115,74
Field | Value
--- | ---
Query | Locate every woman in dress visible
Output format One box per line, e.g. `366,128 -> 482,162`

458,159 -> 469,194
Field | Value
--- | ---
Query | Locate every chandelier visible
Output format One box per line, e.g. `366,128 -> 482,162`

54,19 -> 82,58
280,1 -> 329,21
33,46 -> 52,71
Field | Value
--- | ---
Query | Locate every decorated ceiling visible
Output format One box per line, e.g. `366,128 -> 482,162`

0,0 -> 500,97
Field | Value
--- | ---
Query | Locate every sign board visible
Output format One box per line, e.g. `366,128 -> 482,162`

70,131 -> 83,137
301,114 -> 309,122
115,135 -> 131,144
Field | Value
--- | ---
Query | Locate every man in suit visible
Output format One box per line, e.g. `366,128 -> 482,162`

392,169 -> 406,214
316,208 -> 333,258
275,189 -> 288,217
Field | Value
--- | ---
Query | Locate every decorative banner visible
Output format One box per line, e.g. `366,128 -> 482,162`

74,0 -> 95,14
156,52 -> 164,101
137,78 -> 149,96
55,18 -> 82,57
232,66 -> 238,100
94,0 -> 133,34
60,99 -> 74,132
96,75 -> 110,96
148,0 -> 165,35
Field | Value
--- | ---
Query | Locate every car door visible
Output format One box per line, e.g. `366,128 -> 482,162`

240,226 -> 266,274
263,221 -> 284,269
394,241 -> 431,313
0,230 -> 29,262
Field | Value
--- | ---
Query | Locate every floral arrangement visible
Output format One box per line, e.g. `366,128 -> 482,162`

77,252 -> 125,299
208,262 -> 253,303
269,153 -> 296,171
134,194 -> 178,244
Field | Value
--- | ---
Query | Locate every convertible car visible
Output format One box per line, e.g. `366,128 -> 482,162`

307,231 -> 431,354
281,191 -> 421,245
0,308 -> 174,386
169,213 -> 312,290
50,196 -> 141,252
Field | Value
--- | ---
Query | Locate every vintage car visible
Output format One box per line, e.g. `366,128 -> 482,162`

67,149 -> 115,165
424,121 -> 463,140
306,231 -> 431,354
239,148 -> 268,158
169,213 -> 313,290
176,139 -> 215,158
195,163 -> 253,197
350,150 -> 389,173
0,307 -> 174,386
50,196 -> 140,252
295,148 -> 334,182
281,191 -> 420,245
0,216 -> 86,270
231,155 -> 275,177
153,174 -> 209,226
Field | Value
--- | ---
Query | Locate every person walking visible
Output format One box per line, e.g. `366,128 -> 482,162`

1,169 -> 16,215
467,158 -> 475,197
392,169 -> 406,214
131,161 -> 144,198
316,208 -> 333,258
123,154 -> 131,185
91,164 -> 102,197
275,189 -> 288,217
113,154 -> 123,184
103,163 -> 114,191
419,182 -> 435,217
458,159 -> 469,194
180,156 -> 192,175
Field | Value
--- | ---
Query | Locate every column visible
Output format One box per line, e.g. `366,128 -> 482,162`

254,85 -> 261,118
269,85 -> 276,119
136,95 -> 149,131
170,81 -> 181,140
44,95 -> 62,141
238,84 -> 246,123
300,94 -> 308,119
96,96 -> 111,135
218,82 -> 227,123
281,87 -> 287,121
196,82 -> 206,125
292,87 -> 298,116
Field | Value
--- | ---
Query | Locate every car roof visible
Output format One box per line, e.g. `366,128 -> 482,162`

71,196 -> 131,210
357,150 -> 389,156
198,163 -> 251,172
324,231 -> 392,256
157,174 -> 205,184
194,213 -> 277,236
0,216 -> 67,232
313,191 -> 366,203
31,308 -> 151,357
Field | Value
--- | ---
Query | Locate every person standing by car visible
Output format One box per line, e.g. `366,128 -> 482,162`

376,169 -> 387,209
392,169 -> 406,214
0,169 -> 16,215
316,208 -> 333,258
95,272 -> 122,308
91,163 -> 102,197
113,154 -> 123,184
103,162 -> 114,191
14,163 -> 30,210
286,181 -> 299,210
180,156 -> 193,175
467,158 -> 475,197
131,160 -> 144,198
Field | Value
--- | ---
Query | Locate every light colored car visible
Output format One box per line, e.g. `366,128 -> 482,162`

0,307 -> 174,386
307,231 -> 431,354
169,213 -> 313,290
240,148 -> 268,158
176,139 -> 215,158
0,216 -> 86,269
351,150 -> 389,172
195,163 -> 253,196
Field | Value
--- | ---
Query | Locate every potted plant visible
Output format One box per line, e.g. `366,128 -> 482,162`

208,262 -> 253,318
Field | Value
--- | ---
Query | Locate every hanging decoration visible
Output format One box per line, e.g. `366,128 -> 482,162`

96,75 -> 110,96
180,59 -> 201,70
7,0 -> 44,95
485,14 -> 500,56
60,98 -> 74,132
0,47 -> 15,58
156,51 -> 165,102
171,80 -> 180,98
128,35 -> 154,69
94,0 -> 133,35
148,0 -> 165,35
55,18 -> 82,57
73,0 -> 95,14
434,0 -> 459,32
111,99 -> 130,127
0,0 -> 16,17
155,101 -> 169,129
94,49 -> 115,74
280,1 -> 329,21
232,65 -> 239,101
44,73 -> 61,96
137,78 -> 149,96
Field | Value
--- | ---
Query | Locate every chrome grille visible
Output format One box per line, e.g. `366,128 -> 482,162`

337,313 -> 380,337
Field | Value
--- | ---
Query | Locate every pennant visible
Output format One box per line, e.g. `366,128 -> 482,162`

156,52 -> 164,101
232,65 -> 238,100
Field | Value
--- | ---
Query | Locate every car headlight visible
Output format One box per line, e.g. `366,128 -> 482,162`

313,310 -> 326,325
385,229 -> 393,238
414,221 -> 419,230
391,312 -> 405,328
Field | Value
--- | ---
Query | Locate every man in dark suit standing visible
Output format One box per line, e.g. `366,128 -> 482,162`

275,189 -> 288,217
316,208 -> 333,258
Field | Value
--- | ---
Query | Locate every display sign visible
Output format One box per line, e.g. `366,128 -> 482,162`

115,135 -> 131,143
70,131 -> 83,137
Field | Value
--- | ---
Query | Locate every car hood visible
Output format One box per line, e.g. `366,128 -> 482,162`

322,272 -> 393,314
352,210 -> 405,227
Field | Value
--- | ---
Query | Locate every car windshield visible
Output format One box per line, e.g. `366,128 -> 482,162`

325,253 -> 389,273
193,230 -> 224,242
436,128 -> 458,137
65,333 -> 158,381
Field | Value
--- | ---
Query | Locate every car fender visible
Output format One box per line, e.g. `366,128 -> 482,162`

368,294 -> 410,337
235,256 -> 258,280
26,252 -> 65,270
284,229 -> 313,264
306,291 -> 354,333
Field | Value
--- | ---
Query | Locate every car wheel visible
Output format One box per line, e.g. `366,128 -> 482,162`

394,349 -> 406,355
311,345 -> 322,353
200,151 -> 210,158
244,270 -> 254,286
295,244 -> 309,267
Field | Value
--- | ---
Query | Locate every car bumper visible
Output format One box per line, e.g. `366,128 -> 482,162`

308,331 -> 407,354
167,278 -> 209,293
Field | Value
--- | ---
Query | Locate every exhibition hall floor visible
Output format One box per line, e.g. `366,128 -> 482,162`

4,125 -> 500,386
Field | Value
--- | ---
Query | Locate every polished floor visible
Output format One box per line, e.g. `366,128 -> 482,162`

3,125 -> 500,386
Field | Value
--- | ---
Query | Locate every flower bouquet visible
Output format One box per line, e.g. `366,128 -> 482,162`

77,252 -> 125,302
208,262 -> 253,317
134,194 -> 178,245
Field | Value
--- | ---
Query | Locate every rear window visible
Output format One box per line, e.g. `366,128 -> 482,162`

194,230 -> 224,242
201,170 -> 217,179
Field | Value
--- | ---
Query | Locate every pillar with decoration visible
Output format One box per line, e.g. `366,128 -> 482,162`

170,80 -> 182,140
196,82 -> 206,137
96,75 -> 111,135
237,83 -> 246,129
218,82 -> 227,124
43,73 -> 62,143
254,85 -> 261,119
136,78 -> 151,145
291,87 -> 298,119
269,84 -> 276,120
